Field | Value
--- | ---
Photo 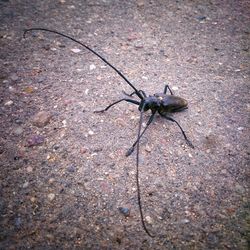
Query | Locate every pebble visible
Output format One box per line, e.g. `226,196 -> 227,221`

26,135 -> 45,147
4,100 -> 13,106
180,218 -> 190,224
22,181 -> 29,188
48,178 -> 55,184
30,197 -> 36,202
127,32 -> 139,41
71,48 -> 81,53
23,86 -> 35,94
118,207 -> 130,217
14,217 -> 22,229
196,16 -> 206,21
235,184 -> 245,194
145,144 -> 152,152
145,216 -> 153,224
32,111 -> 52,128
80,147 -> 88,154
10,73 -> 19,82
8,86 -> 15,92
62,120 -> 67,127
14,127 -> 23,135
37,76 -> 46,83
26,166 -> 33,173
48,193 -> 55,201
89,64 -> 96,70
134,43 -> 144,49
67,165 -> 76,173
15,119 -> 22,125
88,130 -> 94,136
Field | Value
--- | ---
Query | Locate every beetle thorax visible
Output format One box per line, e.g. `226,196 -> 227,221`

139,95 -> 161,112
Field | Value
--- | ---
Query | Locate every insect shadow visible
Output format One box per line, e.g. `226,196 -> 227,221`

23,28 -> 194,237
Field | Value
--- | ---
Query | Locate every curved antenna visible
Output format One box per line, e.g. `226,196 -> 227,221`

23,28 -> 143,100
136,104 -> 154,237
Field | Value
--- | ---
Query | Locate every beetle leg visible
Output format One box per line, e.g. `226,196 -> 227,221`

122,90 -> 147,98
163,84 -> 173,95
160,113 -> 194,148
126,111 -> 156,156
94,98 -> 140,113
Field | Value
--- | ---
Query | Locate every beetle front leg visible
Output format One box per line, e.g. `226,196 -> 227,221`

126,111 -> 156,156
94,98 -> 140,113
163,84 -> 173,95
122,90 -> 147,98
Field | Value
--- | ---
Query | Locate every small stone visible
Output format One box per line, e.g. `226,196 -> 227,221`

48,178 -> 55,184
118,207 -> 130,217
88,130 -> 94,136
30,197 -> 36,202
10,73 -> 19,82
62,120 -> 67,127
37,76 -> 46,83
221,169 -> 227,174
145,216 -> 153,224
32,111 -> 52,128
26,166 -> 33,173
26,135 -> 45,147
14,217 -> 21,228
89,64 -> 96,70
80,147 -> 88,154
14,127 -> 23,135
196,16 -> 206,21
235,184 -> 245,194
71,48 -> 81,53
8,86 -> 15,92
15,119 -> 22,125
4,100 -> 13,106
48,193 -> 55,201
180,218 -> 190,224
172,86 -> 179,91
134,43 -> 144,49
145,145 -> 152,152
23,181 -> 29,188
127,32 -> 139,41
137,0 -> 145,7
237,127 -> 244,131
23,86 -> 34,94
67,165 -> 76,173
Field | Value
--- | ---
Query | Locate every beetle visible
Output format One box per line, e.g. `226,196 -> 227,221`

23,28 -> 193,237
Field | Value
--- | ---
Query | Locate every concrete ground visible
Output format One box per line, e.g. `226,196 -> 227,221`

0,0 -> 249,249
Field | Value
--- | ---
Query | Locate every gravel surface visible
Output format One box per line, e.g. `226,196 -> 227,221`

0,0 -> 249,249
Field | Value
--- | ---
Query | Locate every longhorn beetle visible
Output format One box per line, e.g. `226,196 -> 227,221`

23,28 -> 194,237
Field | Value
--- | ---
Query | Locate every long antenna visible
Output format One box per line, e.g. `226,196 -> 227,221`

136,105 -> 154,237
23,28 -> 143,100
